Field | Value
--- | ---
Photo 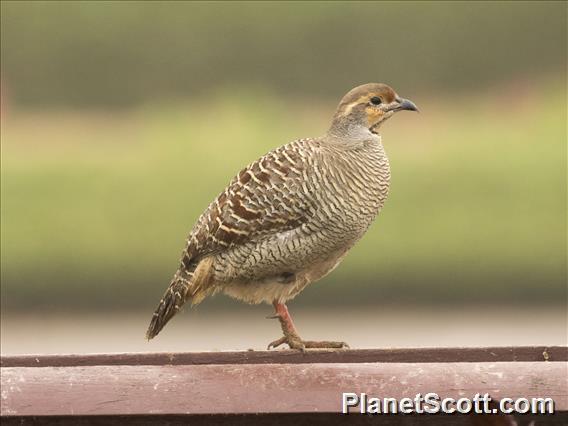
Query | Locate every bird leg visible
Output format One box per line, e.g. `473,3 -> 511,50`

267,301 -> 349,351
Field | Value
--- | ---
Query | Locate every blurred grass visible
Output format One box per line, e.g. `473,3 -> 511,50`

1,82 -> 566,311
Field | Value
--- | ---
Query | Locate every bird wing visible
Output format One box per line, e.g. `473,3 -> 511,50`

178,139 -> 318,272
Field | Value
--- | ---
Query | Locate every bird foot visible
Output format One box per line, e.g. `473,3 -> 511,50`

267,335 -> 349,351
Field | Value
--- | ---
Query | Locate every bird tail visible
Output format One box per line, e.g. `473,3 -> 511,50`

146,257 -> 213,340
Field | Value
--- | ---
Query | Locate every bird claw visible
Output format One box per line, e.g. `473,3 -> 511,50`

267,336 -> 349,351
265,314 -> 281,320
267,336 -> 293,350
266,303 -> 349,351
303,340 -> 350,349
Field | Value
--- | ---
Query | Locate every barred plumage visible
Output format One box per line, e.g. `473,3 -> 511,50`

146,83 -> 418,348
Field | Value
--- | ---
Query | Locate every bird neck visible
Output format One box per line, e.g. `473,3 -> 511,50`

327,115 -> 377,144
325,128 -> 381,149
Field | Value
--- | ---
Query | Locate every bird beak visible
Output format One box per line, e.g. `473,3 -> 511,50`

397,98 -> 419,112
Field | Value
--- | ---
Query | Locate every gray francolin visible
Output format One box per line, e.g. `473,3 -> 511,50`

146,83 -> 418,350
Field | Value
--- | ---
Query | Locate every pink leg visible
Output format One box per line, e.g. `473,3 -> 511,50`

273,302 -> 300,335
267,301 -> 349,351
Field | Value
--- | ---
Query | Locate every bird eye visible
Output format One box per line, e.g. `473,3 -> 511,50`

370,96 -> 382,105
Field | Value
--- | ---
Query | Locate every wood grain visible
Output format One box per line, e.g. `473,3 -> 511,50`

2,347 -> 566,424
2,361 -> 567,416
2,346 -> 565,367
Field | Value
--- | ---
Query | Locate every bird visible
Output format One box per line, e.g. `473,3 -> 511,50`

146,83 -> 418,350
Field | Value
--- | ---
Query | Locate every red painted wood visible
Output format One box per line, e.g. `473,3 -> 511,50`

2,361 -> 566,416
1,346 -> 565,367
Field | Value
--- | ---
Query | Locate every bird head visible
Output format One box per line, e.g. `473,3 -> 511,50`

328,83 -> 418,140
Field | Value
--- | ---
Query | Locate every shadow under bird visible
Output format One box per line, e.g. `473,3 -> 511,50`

146,83 -> 418,350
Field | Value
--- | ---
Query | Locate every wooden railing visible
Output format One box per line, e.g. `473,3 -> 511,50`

1,346 -> 567,425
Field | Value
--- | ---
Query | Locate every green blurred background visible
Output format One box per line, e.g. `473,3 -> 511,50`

1,0 -> 566,323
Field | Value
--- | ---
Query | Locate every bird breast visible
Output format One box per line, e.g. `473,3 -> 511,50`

210,138 -> 390,291
317,139 -> 391,237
